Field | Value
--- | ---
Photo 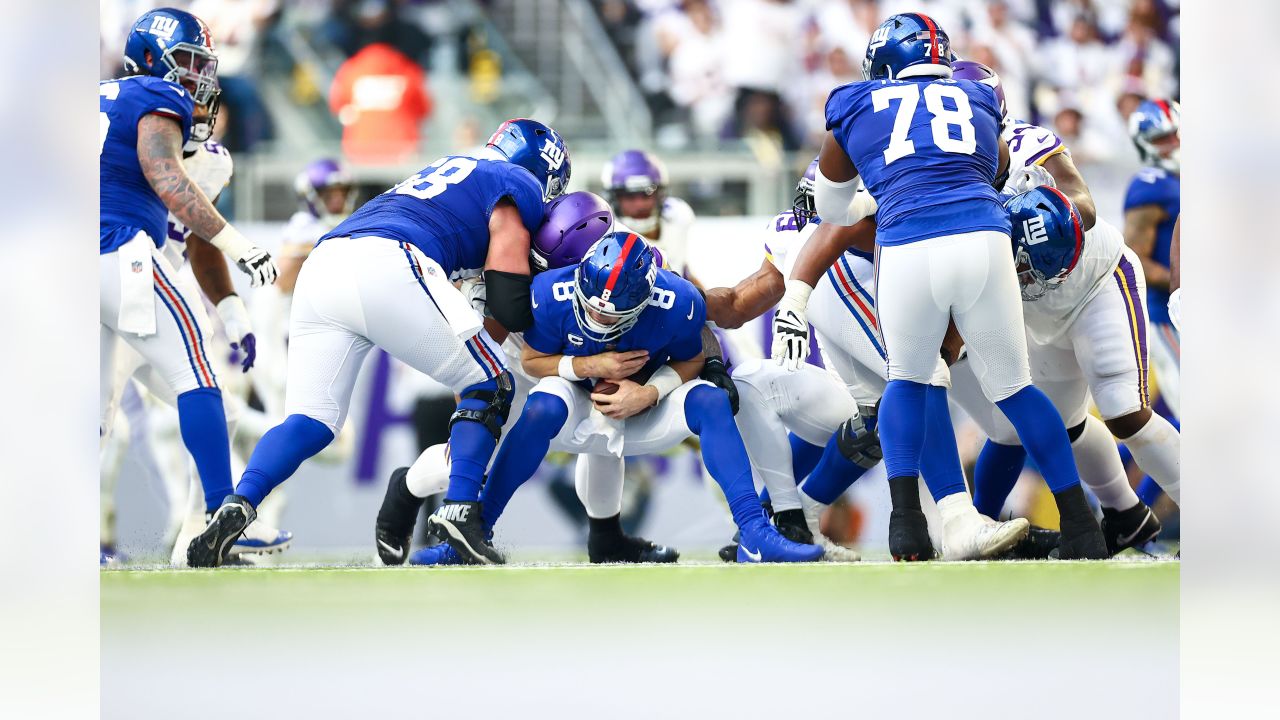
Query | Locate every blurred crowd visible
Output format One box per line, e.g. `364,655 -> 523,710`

599,0 -> 1179,160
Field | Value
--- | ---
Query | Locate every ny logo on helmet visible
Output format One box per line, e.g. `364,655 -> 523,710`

540,139 -> 566,171
1022,216 -> 1049,246
868,26 -> 890,52
149,16 -> 180,40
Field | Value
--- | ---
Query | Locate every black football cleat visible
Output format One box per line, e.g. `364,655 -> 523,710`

187,495 -> 255,568
588,532 -> 679,564
427,500 -> 504,565
889,508 -> 936,561
1102,502 -> 1162,556
1054,487 -> 1109,560
718,531 -> 741,563
1000,525 -> 1061,560
772,509 -> 814,545
375,466 -> 421,566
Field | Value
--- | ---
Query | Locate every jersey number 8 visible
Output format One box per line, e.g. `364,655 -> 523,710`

393,157 -> 478,200
871,83 -> 976,165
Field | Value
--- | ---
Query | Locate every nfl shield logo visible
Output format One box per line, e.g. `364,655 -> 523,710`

131,261 -> 144,273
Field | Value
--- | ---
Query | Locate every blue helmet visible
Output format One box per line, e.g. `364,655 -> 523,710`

792,157 -> 820,230
122,8 -> 219,107
486,118 -> 572,202
1005,187 -> 1084,301
1128,99 -> 1180,174
863,13 -> 953,81
573,231 -> 657,343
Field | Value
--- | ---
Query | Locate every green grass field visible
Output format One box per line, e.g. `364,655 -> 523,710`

102,559 -> 1178,719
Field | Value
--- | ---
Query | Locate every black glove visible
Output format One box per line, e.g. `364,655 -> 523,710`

700,357 -> 739,415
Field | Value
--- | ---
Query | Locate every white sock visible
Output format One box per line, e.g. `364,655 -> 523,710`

574,453 -> 625,519
1073,416 -> 1141,511
936,492 -> 978,526
406,443 -> 450,498
1123,414 -> 1181,506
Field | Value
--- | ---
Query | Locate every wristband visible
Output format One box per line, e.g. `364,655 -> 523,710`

781,278 -> 814,309
208,223 -> 254,260
215,294 -> 250,333
646,365 -> 683,403
558,355 -> 582,382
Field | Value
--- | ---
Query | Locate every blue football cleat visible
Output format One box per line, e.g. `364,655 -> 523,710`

737,522 -> 824,563
409,543 -> 463,566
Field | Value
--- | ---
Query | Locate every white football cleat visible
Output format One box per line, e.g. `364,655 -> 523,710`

229,517 -> 293,556
817,534 -> 861,562
942,513 -> 1029,561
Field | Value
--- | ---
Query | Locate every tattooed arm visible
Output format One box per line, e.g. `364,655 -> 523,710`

137,114 -> 227,240
137,114 -> 278,286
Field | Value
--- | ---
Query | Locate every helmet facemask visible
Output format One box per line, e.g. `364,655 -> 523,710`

572,281 -> 649,343
161,45 -> 219,106
792,176 -> 817,231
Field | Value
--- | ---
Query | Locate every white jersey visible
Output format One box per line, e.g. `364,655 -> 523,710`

282,210 -> 335,250
649,196 -> 696,275
164,141 -> 233,269
1001,120 -> 1125,344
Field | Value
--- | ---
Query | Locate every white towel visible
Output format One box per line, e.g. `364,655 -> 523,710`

573,408 -> 625,457
416,254 -> 484,340
117,232 -> 156,336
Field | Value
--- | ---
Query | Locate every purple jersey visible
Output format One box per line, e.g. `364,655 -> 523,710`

1123,167 -> 1180,324
825,77 -> 1008,245
524,266 -> 706,386
322,156 -> 545,278
100,76 -> 195,253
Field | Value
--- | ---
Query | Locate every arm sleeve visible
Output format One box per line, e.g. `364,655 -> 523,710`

484,269 -> 534,333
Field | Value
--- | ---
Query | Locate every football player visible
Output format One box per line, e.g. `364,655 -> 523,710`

1123,100 -> 1181,418
429,232 -> 823,564
100,8 -> 279,552
601,150 -> 696,279
376,192 -> 679,566
187,119 -> 570,567
776,14 -> 1107,559
943,62 -> 1174,552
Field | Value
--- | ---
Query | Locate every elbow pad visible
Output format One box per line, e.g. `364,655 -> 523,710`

815,168 -> 877,226
483,269 -> 534,333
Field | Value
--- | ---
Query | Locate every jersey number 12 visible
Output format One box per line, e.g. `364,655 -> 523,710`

871,84 -> 976,165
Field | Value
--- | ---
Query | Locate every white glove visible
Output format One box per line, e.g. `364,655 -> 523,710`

771,279 -> 814,371
459,275 -> 490,318
1167,287 -> 1182,332
1003,163 -> 1056,196
209,223 -> 279,287
235,246 -> 279,288
215,294 -> 257,372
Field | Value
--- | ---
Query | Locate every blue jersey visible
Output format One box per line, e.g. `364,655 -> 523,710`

1123,167 -> 1180,324
825,77 -> 1008,245
523,266 -> 707,386
322,156 -> 545,278
100,76 -> 195,254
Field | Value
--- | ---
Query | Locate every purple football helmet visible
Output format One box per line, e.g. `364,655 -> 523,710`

532,191 -> 615,272
792,157 -> 819,230
951,60 -> 1007,123
294,158 -> 355,223
600,150 -> 668,235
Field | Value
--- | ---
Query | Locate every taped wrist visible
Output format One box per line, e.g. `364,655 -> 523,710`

208,223 -> 254,260
484,270 -> 534,332
557,355 -> 582,382
646,365 -> 683,403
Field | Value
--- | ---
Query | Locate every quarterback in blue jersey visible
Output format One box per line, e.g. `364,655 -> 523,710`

1124,99 -> 1181,419
425,231 -> 822,564
773,13 -> 1107,559
100,8 -> 281,545
187,119 -> 571,567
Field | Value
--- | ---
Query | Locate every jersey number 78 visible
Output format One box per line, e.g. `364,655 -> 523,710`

871,84 -> 976,165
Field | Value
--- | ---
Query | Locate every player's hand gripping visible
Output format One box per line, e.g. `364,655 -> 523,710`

579,350 -> 649,379
459,276 -> 489,317
771,279 -> 814,371
591,378 -> 658,421
700,357 -> 739,415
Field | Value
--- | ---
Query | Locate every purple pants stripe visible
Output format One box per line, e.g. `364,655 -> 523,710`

1114,255 -> 1150,407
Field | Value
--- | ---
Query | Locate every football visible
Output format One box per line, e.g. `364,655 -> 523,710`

592,379 -> 621,395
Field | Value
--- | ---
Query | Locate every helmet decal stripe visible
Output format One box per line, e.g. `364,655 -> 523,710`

602,232 -> 640,296
916,14 -> 939,64
1043,186 -> 1084,274
1154,99 -> 1172,122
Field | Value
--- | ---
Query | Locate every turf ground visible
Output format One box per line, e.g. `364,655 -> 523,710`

102,557 -> 1178,720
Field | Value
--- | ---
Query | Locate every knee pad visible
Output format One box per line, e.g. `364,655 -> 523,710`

450,371 -> 515,440
837,413 -> 883,469
1066,420 -> 1087,443
522,391 -> 570,431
